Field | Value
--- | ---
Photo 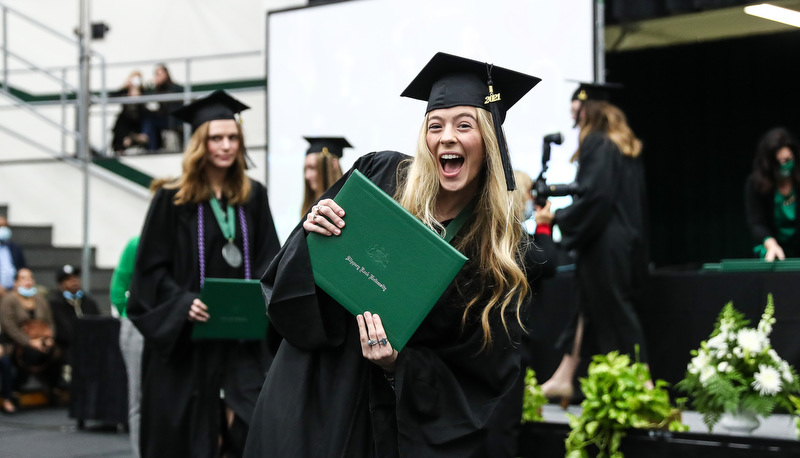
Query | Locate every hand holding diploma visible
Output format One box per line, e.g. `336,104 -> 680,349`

304,198 -> 346,236
357,311 -> 398,373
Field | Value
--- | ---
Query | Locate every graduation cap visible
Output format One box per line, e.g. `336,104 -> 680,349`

171,89 -> 250,132
570,81 -> 622,102
401,52 -> 541,191
304,137 -> 353,158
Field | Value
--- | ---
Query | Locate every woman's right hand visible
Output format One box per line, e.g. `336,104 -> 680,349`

303,198 -> 346,236
764,237 -> 786,262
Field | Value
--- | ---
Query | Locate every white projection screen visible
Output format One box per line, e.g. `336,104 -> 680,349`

267,0 -> 594,241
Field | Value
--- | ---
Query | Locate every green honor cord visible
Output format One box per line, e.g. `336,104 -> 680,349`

209,196 -> 236,242
442,199 -> 476,243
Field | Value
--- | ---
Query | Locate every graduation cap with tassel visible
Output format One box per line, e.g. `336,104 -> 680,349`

400,52 -> 541,191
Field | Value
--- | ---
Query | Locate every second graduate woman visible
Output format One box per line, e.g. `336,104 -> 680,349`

128,90 -> 280,458
244,53 -> 540,457
300,136 -> 352,216
537,100 -> 650,406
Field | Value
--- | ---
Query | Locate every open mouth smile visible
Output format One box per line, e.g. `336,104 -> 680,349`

439,153 -> 465,177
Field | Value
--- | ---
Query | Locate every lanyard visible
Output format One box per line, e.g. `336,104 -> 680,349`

209,196 -> 236,242
442,199 -> 476,243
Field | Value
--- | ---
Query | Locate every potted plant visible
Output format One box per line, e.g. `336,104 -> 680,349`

675,294 -> 800,433
565,350 -> 687,458
522,368 -> 547,422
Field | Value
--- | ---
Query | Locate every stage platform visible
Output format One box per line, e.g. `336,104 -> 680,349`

531,269 -> 800,399
518,405 -> 800,457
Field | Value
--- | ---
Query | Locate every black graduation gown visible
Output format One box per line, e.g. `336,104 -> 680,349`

553,133 -> 648,361
128,179 -> 280,458
245,151 -> 524,458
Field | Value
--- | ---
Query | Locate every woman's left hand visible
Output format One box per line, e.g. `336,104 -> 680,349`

357,311 -> 398,373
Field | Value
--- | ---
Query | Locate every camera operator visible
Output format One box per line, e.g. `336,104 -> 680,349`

536,99 -> 651,407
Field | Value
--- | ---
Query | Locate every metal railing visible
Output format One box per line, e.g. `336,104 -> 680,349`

1,2 -> 262,157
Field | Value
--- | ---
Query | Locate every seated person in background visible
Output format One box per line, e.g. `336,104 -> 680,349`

301,136 -> 351,217
111,70 -> 148,154
49,265 -> 100,384
0,268 -> 61,404
0,216 -> 27,300
142,63 -> 184,152
745,127 -> 800,261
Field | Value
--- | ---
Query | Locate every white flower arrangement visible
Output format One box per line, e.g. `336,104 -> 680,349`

676,295 -> 800,430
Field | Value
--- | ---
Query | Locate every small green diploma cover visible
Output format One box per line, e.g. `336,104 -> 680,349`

307,170 -> 468,351
191,278 -> 268,340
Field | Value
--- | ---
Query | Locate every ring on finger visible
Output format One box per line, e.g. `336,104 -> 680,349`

379,338 -> 388,346
367,339 -> 378,347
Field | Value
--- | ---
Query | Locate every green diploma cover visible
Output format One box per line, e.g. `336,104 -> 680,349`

307,170 -> 468,351
191,278 -> 268,340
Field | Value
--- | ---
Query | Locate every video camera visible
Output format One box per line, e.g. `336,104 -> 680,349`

532,132 -> 580,207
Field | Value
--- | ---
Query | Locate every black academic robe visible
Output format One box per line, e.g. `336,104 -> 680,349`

128,179 -> 280,458
553,133 -> 648,361
245,151 -> 525,458
49,292 -> 101,365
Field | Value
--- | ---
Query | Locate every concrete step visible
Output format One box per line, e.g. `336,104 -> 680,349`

6,224 -> 53,246
24,247 -> 96,270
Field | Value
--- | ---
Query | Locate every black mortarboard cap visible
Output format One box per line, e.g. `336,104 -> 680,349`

304,137 -> 353,158
171,89 -> 250,132
401,52 -> 541,191
570,81 -> 622,102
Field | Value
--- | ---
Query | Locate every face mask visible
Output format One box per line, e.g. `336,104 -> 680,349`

63,290 -> 84,301
523,200 -> 535,220
779,160 -> 795,178
0,226 -> 11,242
17,286 -> 37,298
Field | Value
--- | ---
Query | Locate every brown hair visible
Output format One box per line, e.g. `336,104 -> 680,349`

162,121 -> 251,205
573,101 -> 641,162
301,152 -> 343,216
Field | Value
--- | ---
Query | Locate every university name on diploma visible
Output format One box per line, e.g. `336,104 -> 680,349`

345,255 -> 387,292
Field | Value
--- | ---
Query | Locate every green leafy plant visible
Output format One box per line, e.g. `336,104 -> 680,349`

789,395 -> 800,440
521,368 -> 547,422
675,295 -> 800,430
565,351 -> 687,458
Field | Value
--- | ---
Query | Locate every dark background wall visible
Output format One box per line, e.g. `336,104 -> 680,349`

605,30 -> 800,267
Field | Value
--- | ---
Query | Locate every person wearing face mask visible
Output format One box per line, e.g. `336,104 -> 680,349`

0,216 -> 28,300
48,264 -> 100,385
0,268 -> 61,409
745,127 -> 800,261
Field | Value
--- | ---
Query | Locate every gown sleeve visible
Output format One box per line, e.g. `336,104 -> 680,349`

127,188 -> 197,361
554,133 -> 619,251
261,151 -> 408,350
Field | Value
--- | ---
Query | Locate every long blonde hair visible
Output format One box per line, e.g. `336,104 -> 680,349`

573,100 -> 642,162
301,152 -> 343,217
164,121 -> 251,205
395,108 -> 529,349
